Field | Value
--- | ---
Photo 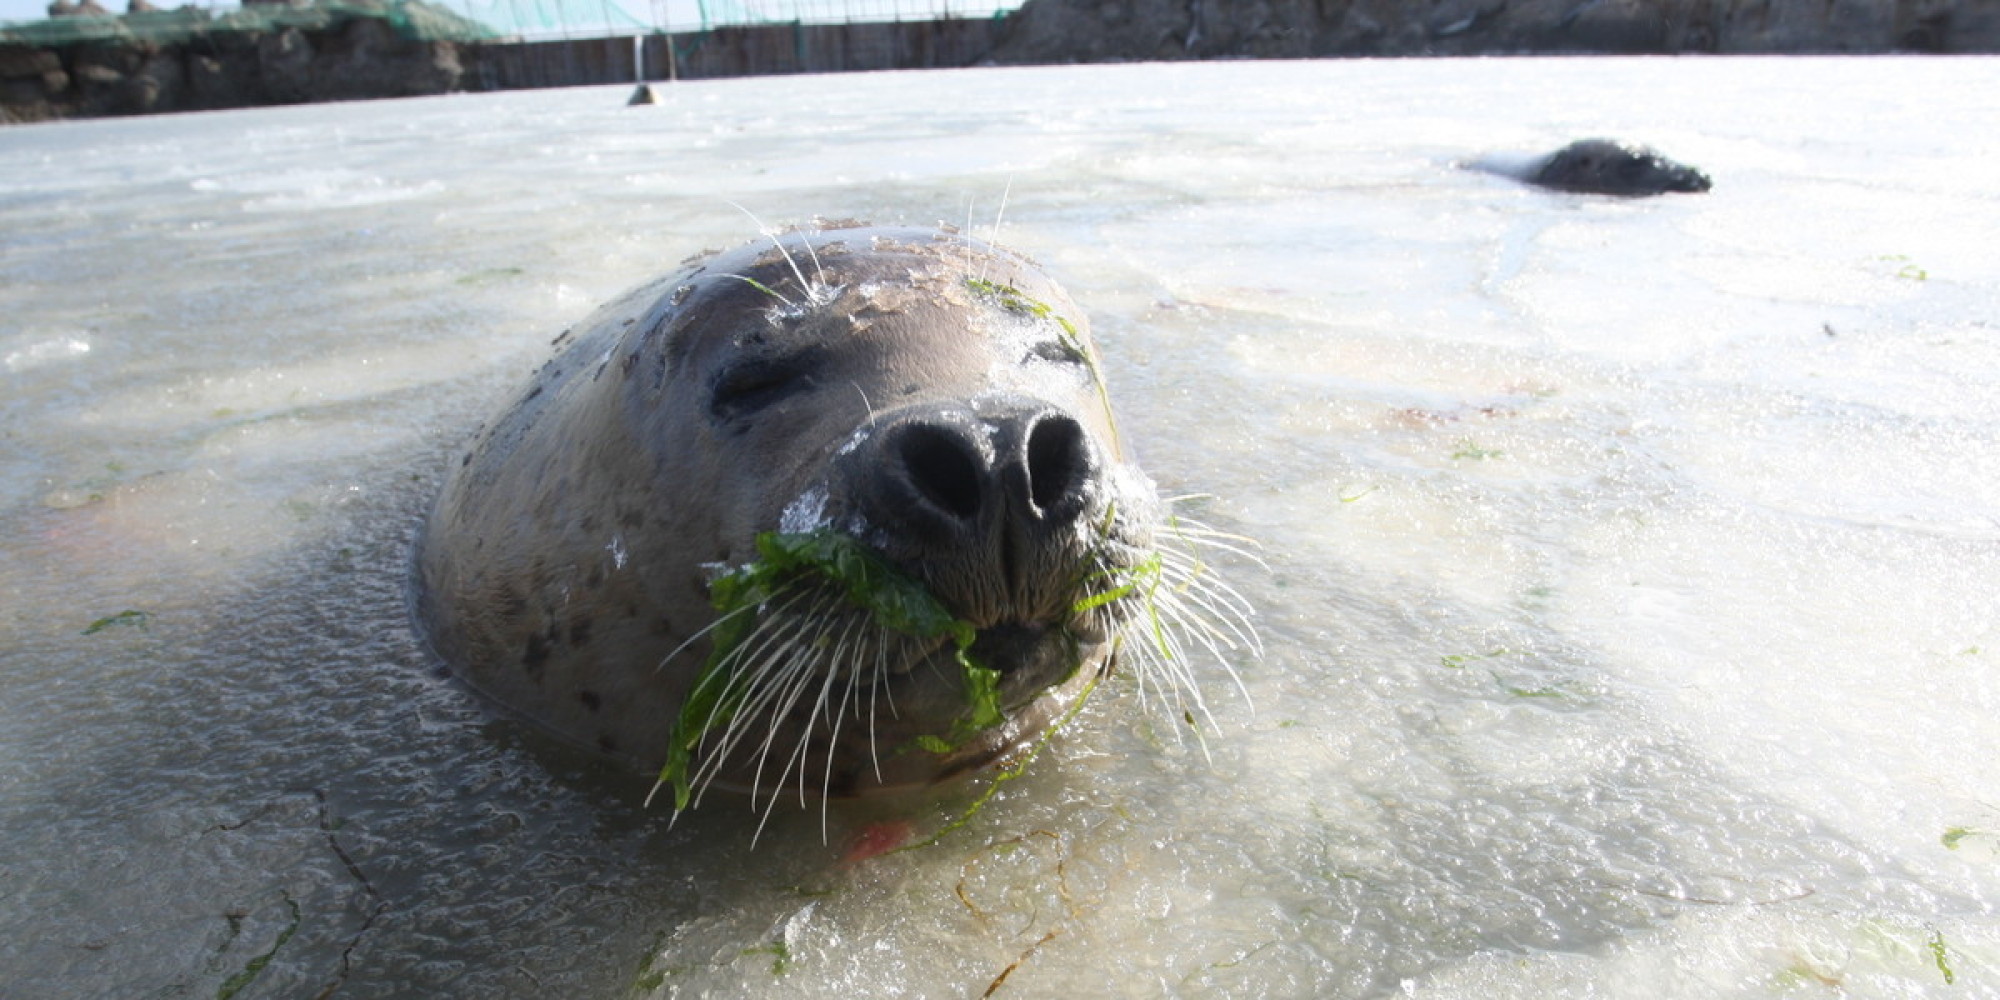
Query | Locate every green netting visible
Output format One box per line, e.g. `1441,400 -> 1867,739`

0,0 -> 501,46
449,0 -> 647,36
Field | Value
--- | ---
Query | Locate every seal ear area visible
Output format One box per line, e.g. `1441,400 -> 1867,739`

706,347 -> 829,425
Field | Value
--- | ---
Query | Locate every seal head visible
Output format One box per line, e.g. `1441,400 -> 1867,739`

1528,138 -> 1712,196
415,224 -> 1215,807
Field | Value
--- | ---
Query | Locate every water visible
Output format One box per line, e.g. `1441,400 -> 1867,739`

3,57 -> 1997,998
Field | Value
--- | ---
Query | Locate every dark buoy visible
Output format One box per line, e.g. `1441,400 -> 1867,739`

625,36 -> 664,106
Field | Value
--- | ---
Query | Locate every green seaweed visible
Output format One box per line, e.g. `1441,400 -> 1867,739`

1942,826 -> 1987,850
215,893 -> 300,1000
628,931 -> 681,994
1072,552 -> 1164,616
1439,648 -> 1513,669
725,274 -> 789,302
1927,928 -> 1955,985
740,940 -> 791,975
1880,255 -> 1929,281
1496,675 -> 1567,699
81,609 -> 150,635
655,529 -> 991,810
965,277 -> 1121,451
965,277 -> 1082,350
1451,439 -> 1503,461
896,672 -> 1105,854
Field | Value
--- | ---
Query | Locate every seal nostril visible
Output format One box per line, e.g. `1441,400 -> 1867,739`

1025,415 -> 1089,517
898,424 -> 983,522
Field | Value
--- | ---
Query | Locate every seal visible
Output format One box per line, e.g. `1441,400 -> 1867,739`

414,223 -> 1255,813
1526,139 -> 1711,196
1472,139 -> 1712,197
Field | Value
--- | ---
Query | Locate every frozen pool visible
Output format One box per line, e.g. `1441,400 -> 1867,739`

2,56 -> 1997,997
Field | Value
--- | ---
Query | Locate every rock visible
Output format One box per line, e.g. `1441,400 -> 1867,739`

989,0 -> 2000,62
73,62 -> 122,84
258,26 -> 314,103
0,46 -> 63,80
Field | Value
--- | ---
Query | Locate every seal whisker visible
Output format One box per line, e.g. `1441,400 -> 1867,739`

727,200 -> 821,303
807,612 -> 872,816
990,178 -> 1013,245
704,595 -> 839,788
876,638 -> 901,720
753,664 -> 831,843
851,382 -> 876,427
818,621 -> 872,837
1153,549 -> 1263,655
961,197 -> 978,279
1154,522 -> 1265,635
739,648 -> 820,812
676,583 -> 821,746
866,640 -> 888,782
1158,514 -> 1257,543
1173,582 -> 1263,662
1161,557 -> 1270,631
1145,587 -> 1252,711
1122,631 -> 1209,745
1119,580 -> 1229,719
980,178 -> 1014,284
741,594 -> 849,777
1155,590 -> 1260,683
1161,523 -> 1270,571
688,592 -> 840,807
1149,549 -> 1260,673
793,678 -> 843,839
655,597 -> 764,674
799,221 -> 828,289
747,642 -> 839,839
688,649 -> 806,809
1121,623 -> 1220,759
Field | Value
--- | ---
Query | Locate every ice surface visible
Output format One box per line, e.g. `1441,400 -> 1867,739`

2,57 -> 1998,997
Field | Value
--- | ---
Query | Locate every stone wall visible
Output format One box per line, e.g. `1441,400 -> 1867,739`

6,0 -> 1998,122
1,17 -> 461,121
0,15 -> 1006,121
989,0 -> 2000,63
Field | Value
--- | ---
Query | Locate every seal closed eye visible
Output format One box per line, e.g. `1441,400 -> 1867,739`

710,351 -> 823,421
413,222 -> 1259,816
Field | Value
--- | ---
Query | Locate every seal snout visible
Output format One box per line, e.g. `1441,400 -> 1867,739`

854,399 -> 1103,553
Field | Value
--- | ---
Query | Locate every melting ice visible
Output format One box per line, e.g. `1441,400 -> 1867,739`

1,56 -> 1997,997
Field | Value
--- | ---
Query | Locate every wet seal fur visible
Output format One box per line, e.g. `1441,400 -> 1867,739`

1474,138 -> 1713,197
414,223 -> 1256,811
